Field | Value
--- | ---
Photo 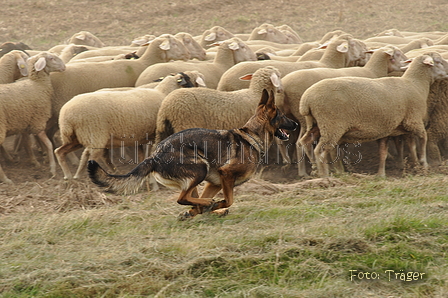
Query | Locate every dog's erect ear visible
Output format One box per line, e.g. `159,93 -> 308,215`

259,89 -> 269,106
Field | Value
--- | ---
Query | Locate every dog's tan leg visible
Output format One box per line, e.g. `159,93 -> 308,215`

210,171 -> 235,216
200,182 -> 222,198
177,183 -> 215,219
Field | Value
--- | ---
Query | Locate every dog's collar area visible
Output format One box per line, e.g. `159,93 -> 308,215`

242,130 -> 265,156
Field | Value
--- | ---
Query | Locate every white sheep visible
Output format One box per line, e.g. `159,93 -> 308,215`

0,50 -> 29,84
54,71 -> 203,180
0,52 -> 66,183
135,37 -> 257,89
197,26 -> 234,49
278,45 -> 407,176
67,31 -> 105,47
299,52 -> 448,177
154,66 -> 282,145
130,34 -> 156,47
217,34 -> 366,91
174,32 -> 207,61
57,44 -> 90,63
47,34 -> 190,141
248,23 -> 299,44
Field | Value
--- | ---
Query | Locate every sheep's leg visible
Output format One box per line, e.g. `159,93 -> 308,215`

426,132 -> 442,166
417,131 -> 429,169
36,131 -> 56,178
275,138 -> 291,164
392,136 -> 404,169
314,135 -> 339,177
296,125 -> 310,177
101,148 -> 116,172
407,136 -> 419,165
75,148 -> 114,179
377,137 -> 389,177
22,134 -> 41,167
54,141 -> 83,179
0,145 -> 14,163
73,148 -> 91,179
0,163 -> 12,184
329,146 -> 344,174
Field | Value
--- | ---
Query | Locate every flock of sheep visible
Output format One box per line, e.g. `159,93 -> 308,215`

1,23 -> 448,186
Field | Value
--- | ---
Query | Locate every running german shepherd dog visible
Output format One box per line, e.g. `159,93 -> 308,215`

88,89 -> 298,219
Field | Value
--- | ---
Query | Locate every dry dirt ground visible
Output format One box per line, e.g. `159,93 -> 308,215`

1,0 -> 448,214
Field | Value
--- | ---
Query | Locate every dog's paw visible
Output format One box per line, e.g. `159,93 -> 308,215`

211,208 -> 229,217
203,201 -> 220,213
177,211 -> 194,221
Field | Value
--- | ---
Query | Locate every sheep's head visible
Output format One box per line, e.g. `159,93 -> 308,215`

276,24 -> 303,44
7,50 -> 29,78
155,34 -> 190,62
182,71 -> 206,87
175,32 -> 206,61
218,38 -> 257,63
68,31 -> 105,47
201,26 -> 234,48
239,66 -> 283,93
379,45 -> 407,73
249,23 -> 291,44
421,52 -> 448,81
28,52 -> 65,75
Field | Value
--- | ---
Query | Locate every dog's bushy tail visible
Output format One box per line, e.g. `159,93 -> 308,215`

87,159 -> 155,194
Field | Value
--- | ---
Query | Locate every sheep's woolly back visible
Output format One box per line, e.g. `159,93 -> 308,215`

135,37 -> 256,89
58,71 -> 192,148
155,66 -> 281,143
49,34 -> 190,120
299,52 -> 448,144
217,35 -> 364,92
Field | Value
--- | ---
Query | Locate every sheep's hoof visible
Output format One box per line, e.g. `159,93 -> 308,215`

1,178 -> 13,185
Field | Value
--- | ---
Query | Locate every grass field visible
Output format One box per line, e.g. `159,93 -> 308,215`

0,173 -> 447,297
1,0 -> 448,297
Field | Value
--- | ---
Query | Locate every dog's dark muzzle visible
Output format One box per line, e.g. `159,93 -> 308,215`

275,119 -> 298,141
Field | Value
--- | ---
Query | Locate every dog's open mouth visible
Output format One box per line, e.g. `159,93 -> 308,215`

275,128 -> 290,141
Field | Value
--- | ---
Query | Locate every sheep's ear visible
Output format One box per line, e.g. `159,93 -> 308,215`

423,56 -> 434,66
239,73 -> 253,81
259,89 -> 269,106
258,29 -> 267,35
228,41 -> 240,50
132,39 -> 148,46
270,72 -> 281,88
318,42 -> 329,49
336,42 -> 349,53
159,39 -> 171,50
195,76 -> 206,87
74,32 -> 87,41
34,57 -> 47,71
384,48 -> 394,56
204,32 -> 216,41
17,57 -> 28,76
